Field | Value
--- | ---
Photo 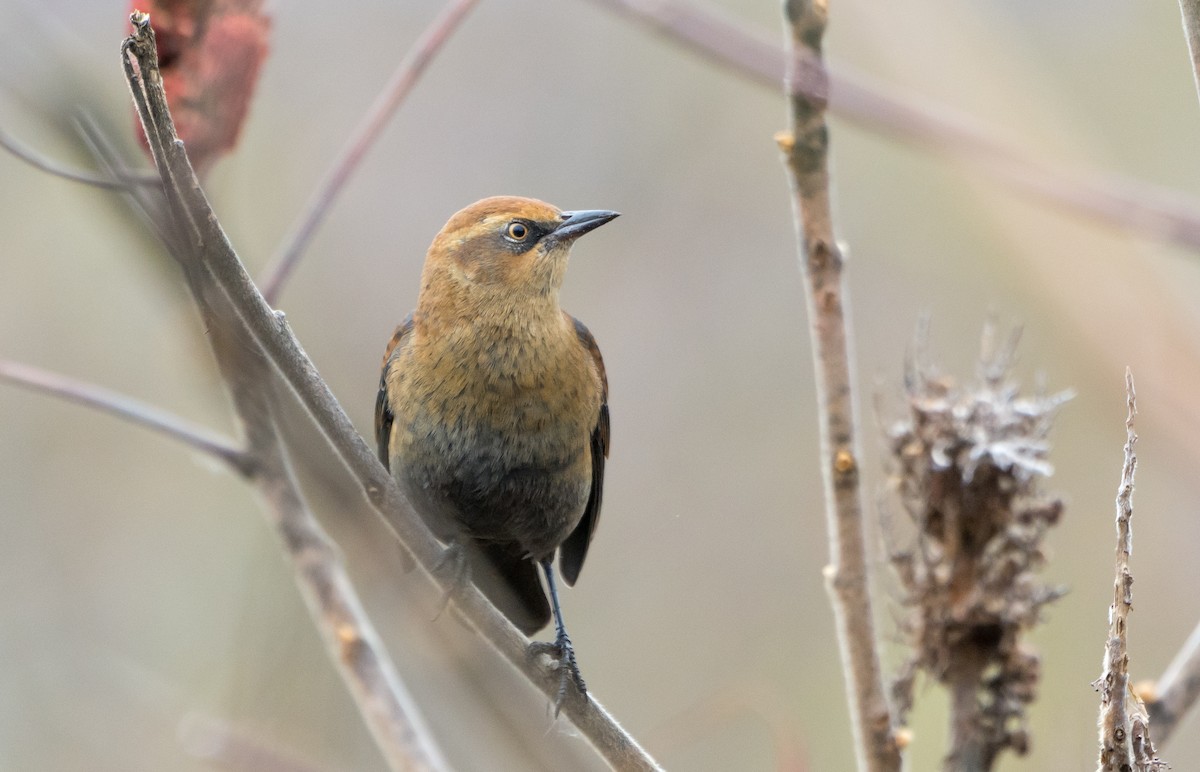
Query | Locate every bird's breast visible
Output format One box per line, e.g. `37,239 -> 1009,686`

388,319 -> 599,555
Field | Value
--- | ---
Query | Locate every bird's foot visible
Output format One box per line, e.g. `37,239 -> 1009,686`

528,631 -> 587,715
430,542 -> 469,621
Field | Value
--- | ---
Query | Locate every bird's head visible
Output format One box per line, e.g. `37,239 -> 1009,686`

420,196 -> 618,309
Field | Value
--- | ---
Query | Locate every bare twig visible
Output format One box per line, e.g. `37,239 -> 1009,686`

258,0 -> 479,303
1178,1 -> 1200,109
775,2 -> 898,771
588,0 -> 1200,252
1147,618 -> 1200,744
0,358 -> 250,473
122,15 -> 662,770
1,123 -> 156,189
1094,370 -> 1164,772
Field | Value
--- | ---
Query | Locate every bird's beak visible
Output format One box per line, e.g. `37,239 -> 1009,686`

548,209 -> 620,244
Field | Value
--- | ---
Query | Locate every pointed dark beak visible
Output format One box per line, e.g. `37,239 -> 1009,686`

548,209 -> 620,243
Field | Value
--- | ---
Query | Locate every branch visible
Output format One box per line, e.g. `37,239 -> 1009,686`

775,2 -> 898,771
0,280 -> 443,768
1147,618 -> 1200,744
1178,0 -> 1200,110
0,358 -> 250,474
258,0 -> 478,303
588,0 -> 1200,252
121,14 -> 662,770
191,269 -> 450,772
0,123 -> 157,190
1094,370 -> 1164,772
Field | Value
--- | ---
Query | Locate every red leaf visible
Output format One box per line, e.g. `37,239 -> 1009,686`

131,1 -> 270,173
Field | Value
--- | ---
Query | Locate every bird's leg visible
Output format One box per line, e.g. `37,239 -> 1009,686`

430,540 -> 469,621
527,558 -> 586,714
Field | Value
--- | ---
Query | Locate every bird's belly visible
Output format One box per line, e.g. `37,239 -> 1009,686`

397,418 -> 590,559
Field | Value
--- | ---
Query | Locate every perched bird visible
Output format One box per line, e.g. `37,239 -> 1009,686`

375,196 -> 616,704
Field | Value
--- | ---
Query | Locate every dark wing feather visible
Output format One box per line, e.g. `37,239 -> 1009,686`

559,315 -> 609,586
374,314 -> 414,469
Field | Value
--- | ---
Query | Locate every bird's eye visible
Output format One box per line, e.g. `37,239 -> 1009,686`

505,221 -> 529,241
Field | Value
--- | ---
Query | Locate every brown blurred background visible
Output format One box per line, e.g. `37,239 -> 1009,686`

3,1 -> 1200,769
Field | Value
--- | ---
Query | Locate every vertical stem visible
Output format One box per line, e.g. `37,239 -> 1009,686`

945,653 -> 987,772
1096,370 -> 1163,771
776,2 -> 899,770
1177,0 -> 1200,109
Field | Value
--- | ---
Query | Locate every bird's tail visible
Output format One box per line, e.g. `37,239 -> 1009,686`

469,541 -> 551,635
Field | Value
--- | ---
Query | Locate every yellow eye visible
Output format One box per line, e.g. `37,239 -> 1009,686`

505,221 -> 529,241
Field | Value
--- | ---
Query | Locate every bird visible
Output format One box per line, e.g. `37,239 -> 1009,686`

374,195 -> 616,707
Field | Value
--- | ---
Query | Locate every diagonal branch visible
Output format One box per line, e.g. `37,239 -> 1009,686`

1147,618 -> 1200,744
83,109 -> 450,769
775,2 -> 899,771
0,123 -> 158,190
121,13 -> 662,771
258,0 -> 479,304
187,263 -> 451,772
0,358 -> 250,474
589,0 -> 1200,252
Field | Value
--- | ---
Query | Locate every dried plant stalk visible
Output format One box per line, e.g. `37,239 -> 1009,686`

886,324 -> 1069,771
1094,370 -> 1165,772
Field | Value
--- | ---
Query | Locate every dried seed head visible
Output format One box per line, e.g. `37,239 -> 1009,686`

886,323 -> 1069,764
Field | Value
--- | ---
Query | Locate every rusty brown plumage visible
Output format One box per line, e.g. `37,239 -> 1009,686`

375,196 -> 617,703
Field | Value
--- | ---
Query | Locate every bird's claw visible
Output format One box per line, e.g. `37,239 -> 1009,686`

528,632 -> 587,715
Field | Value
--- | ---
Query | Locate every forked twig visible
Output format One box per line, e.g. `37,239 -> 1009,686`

258,0 -> 479,303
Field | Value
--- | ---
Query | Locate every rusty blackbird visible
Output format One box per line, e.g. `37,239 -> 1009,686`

375,196 -> 616,705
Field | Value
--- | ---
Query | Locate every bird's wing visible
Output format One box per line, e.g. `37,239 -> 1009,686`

559,314 -> 609,586
374,314 -> 414,469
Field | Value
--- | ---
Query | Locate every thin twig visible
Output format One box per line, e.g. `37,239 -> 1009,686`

258,0 -> 479,304
121,15 -> 662,770
73,113 -> 173,246
1173,50 -> 1200,753
588,0 -> 1200,252
1178,1 -> 1200,109
1148,618 -> 1200,744
1095,370 -> 1163,772
0,358 -> 250,474
775,2 -> 898,771
0,123 -> 157,189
